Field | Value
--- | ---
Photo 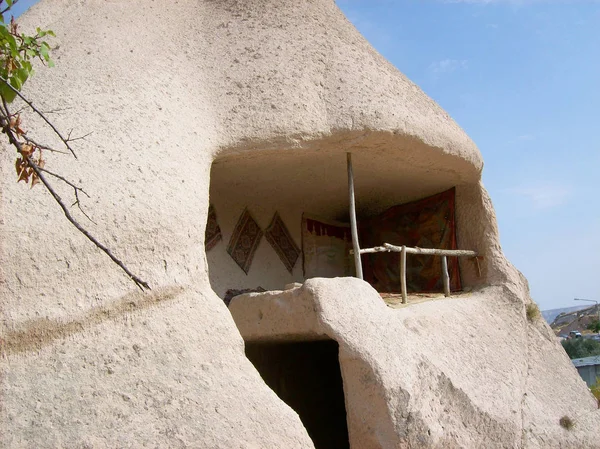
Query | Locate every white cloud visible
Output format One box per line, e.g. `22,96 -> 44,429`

507,184 -> 571,209
429,59 -> 468,75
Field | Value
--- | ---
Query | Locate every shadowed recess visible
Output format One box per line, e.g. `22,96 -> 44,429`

246,340 -> 350,449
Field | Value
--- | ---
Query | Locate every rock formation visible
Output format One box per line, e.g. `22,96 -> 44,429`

1,0 -> 598,447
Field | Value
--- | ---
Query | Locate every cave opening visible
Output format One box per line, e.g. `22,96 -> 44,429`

245,340 -> 350,449
206,145 -> 483,303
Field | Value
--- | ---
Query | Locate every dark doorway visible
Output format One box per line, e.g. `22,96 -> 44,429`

245,340 -> 350,449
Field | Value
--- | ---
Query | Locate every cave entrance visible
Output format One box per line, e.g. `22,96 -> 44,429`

245,340 -> 350,449
206,145 -> 482,303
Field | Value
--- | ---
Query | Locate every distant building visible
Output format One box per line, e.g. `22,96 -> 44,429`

572,356 -> 600,387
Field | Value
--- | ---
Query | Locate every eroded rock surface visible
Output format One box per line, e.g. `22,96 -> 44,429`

1,0 -> 597,447
231,278 -> 600,449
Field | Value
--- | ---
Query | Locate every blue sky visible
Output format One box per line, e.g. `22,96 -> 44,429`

6,0 -> 34,18
337,0 -> 600,310
13,0 -> 599,310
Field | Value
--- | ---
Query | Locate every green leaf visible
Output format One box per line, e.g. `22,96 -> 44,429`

6,34 -> 18,55
0,81 -> 17,103
9,73 -> 23,91
40,42 -> 50,61
15,67 -> 28,85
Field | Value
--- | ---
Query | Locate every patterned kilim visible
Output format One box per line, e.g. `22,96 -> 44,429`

360,188 -> 461,293
205,204 -> 222,251
227,209 -> 263,274
265,212 -> 300,273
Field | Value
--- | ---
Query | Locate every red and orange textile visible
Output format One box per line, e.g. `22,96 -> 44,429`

360,188 -> 460,293
301,188 -> 460,293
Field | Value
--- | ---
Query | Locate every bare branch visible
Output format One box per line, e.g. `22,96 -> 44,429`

27,156 -> 149,290
71,199 -> 96,224
36,165 -> 96,224
0,75 -> 77,158
23,135 -> 69,154
0,100 -> 150,291
0,0 -> 21,15
66,129 -> 93,142
35,165 -> 90,198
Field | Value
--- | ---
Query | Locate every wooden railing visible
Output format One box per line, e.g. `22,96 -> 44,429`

352,243 -> 479,304
345,152 -> 479,304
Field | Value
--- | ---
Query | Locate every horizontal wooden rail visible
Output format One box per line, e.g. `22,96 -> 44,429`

357,243 -> 477,258
351,242 -> 479,304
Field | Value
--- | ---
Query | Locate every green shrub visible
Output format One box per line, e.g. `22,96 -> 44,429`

526,303 -> 540,322
591,377 -> 600,408
587,320 -> 600,333
561,338 -> 600,359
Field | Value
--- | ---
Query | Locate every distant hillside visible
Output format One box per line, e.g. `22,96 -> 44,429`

542,305 -> 590,325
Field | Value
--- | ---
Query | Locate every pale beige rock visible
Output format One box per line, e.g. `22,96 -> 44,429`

230,278 -> 600,449
0,0 -> 597,448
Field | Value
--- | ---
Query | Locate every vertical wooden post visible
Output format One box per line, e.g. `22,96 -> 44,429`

400,245 -> 407,304
347,153 -> 363,280
442,256 -> 450,297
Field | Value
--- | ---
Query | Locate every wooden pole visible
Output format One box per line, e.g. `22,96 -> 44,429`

347,153 -> 363,280
357,244 -> 477,258
400,245 -> 407,304
441,256 -> 450,297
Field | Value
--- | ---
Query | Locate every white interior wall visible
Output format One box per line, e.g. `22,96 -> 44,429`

207,196 -> 306,298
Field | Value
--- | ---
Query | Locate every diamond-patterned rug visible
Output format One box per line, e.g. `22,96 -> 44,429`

265,212 -> 300,273
205,204 -> 222,251
227,209 -> 263,274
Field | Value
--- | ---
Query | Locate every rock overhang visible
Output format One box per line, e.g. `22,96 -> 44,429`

18,0 -> 484,182
200,0 -> 484,174
211,129 -> 481,222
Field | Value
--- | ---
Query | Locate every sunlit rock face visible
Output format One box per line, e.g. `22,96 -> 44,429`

1,1 -> 598,448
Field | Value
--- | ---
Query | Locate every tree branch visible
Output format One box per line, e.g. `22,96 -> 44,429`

0,74 -> 77,158
23,135 -> 69,154
66,129 -> 93,142
35,164 -> 96,224
0,0 -> 20,16
26,155 -> 149,290
0,100 -> 150,291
